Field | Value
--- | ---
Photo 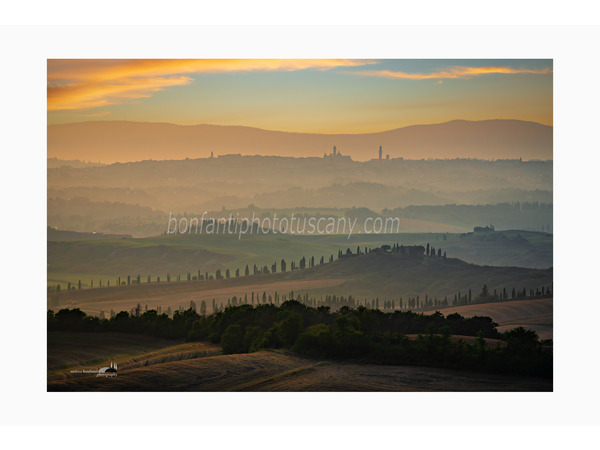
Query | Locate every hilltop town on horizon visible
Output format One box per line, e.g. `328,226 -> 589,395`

47,118 -> 552,164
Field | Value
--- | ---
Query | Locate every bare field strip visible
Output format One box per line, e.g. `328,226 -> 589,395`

51,278 -> 345,316
434,298 -> 553,339
47,332 -> 220,381
48,348 -> 551,392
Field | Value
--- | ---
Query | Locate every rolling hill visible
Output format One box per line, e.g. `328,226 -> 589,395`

49,248 -> 553,316
47,230 -> 553,287
48,342 -> 551,392
48,119 -> 552,163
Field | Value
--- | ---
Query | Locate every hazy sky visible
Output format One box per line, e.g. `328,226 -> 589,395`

47,59 -> 552,133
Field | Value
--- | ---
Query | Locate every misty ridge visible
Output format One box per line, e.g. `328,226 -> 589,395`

47,118 -> 552,237
48,156 -> 552,236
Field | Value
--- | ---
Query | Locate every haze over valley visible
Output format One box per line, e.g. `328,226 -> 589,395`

48,141 -> 552,237
46,58 -> 554,392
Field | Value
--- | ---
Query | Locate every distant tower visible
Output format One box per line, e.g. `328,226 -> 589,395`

210,151 -> 214,158
333,146 -> 337,156
379,146 -> 382,160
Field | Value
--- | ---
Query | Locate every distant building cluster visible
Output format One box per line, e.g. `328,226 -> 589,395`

324,145 -> 392,161
323,145 -> 351,160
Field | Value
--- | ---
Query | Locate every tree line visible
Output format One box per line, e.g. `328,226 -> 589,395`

47,278 -> 553,315
47,243 -> 443,293
48,301 -> 552,378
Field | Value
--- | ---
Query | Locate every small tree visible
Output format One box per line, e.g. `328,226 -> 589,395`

481,284 -> 489,299
132,303 -> 141,317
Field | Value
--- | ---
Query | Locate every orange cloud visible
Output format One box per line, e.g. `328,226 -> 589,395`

352,66 -> 552,80
47,59 -> 373,111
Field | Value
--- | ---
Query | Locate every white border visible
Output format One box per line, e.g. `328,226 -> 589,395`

1,23 -> 599,434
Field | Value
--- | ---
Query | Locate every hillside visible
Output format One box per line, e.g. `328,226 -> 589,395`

288,250 -> 553,299
443,229 -> 553,269
49,249 -> 553,316
433,298 -> 553,340
48,344 -> 551,392
48,119 -> 552,163
47,231 -> 552,288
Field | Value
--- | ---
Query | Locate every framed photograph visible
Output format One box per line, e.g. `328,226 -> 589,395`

46,58 -> 553,392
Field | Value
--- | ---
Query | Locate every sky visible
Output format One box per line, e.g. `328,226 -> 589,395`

47,59 -> 552,133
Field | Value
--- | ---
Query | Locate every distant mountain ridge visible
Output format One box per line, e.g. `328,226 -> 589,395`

47,119 -> 552,163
